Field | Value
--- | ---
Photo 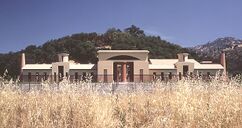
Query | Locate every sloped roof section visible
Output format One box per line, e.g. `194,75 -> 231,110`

22,64 -> 52,70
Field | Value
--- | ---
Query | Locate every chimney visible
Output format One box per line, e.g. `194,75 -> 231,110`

21,53 -> 26,73
58,53 -> 69,62
177,53 -> 189,62
220,52 -> 226,75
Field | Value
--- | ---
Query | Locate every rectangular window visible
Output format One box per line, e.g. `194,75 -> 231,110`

28,72 -> 31,82
44,72 -> 47,81
36,72 -> 39,82
82,72 -> 87,81
190,72 -> 193,78
140,69 -> 143,82
179,72 -> 182,80
169,72 -> 172,80
183,65 -> 189,76
153,72 -> 156,80
91,72 -> 95,82
75,72 -> 78,81
54,72 -> 57,82
207,72 -> 210,77
66,72 -> 68,78
104,69 -> 107,82
161,72 -> 164,81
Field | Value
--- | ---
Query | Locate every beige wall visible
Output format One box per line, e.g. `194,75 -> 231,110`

52,62 -> 70,75
175,62 -> 194,74
69,69 -> 96,76
97,51 -> 149,82
194,69 -> 223,76
22,69 -> 51,75
97,60 -> 149,82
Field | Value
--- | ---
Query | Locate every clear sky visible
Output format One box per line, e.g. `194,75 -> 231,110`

0,0 -> 242,53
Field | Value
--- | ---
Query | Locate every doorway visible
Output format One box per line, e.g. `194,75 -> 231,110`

58,66 -> 64,81
183,65 -> 189,76
113,62 -> 134,82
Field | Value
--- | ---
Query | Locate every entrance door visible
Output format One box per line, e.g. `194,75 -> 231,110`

58,66 -> 64,81
113,62 -> 134,82
183,65 -> 189,76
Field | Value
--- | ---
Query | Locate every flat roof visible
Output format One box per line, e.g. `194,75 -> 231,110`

22,64 -> 52,70
69,64 -> 95,70
97,50 -> 149,53
149,59 -> 224,70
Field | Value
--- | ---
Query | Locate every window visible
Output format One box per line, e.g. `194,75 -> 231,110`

179,72 -> 182,80
104,69 -> 107,82
28,72 -> 31,82
153,72 -> 156,80
183,65 -> 189,76
140,69 -> 144,82
91,72 -> 95,82
169,72 -> 172,80
207,72 -> 210,77
190,72 -> 193,78
36,72 -> 39,82
44,72 -> 47,81
82,72 -> 87,81
75,72 -> 78,81
161,72 -> 164,81
66,72 -> 68,78
54,72 -> 57,82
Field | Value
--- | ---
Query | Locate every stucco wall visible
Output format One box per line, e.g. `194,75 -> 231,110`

194,69 -> 223,76
175,62 -> 194,74
22,69 -> 52,75
52,62 -> 70,75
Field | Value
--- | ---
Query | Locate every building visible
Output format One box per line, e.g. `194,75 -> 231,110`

20,50 -> 226,83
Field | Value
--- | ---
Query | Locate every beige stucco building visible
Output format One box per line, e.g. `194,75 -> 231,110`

21,50 -> 226,83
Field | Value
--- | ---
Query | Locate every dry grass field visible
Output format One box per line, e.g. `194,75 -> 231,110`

0,76 -> 241,127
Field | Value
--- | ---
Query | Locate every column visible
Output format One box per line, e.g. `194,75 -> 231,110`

122,63 -> 127,82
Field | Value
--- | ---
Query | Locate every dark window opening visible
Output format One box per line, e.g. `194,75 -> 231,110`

179,72 -> 182,80
207,72 -> 210,77
161,72 -> 164,81
66,72 -> 68,78
183,65 -> 189,76
82,72 -> 87,81
140,69 -> 144,82
153,72 -> 156,80
28,72 -> 31,82
36,72 -> 39,82
75,72 -> 78,81
104,69 -> 108,82
44,72 -> 47,81
54,72 -> 57,82
169,72 -> 172,80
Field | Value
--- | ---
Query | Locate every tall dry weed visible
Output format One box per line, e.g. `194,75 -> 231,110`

0,75 -> 241,127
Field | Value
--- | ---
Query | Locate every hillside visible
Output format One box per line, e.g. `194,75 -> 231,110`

190,37 -> 242,74
0,25 -> 188,78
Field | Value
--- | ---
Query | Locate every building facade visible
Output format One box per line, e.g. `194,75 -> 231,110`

20,50 -> 226,83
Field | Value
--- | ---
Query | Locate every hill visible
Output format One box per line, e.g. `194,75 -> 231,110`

190,37 -> 242,74
0,25 -> 188,78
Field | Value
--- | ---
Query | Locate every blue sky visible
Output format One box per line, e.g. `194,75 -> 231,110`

0,0 -> 242,53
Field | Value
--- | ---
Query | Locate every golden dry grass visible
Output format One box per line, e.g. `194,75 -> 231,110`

0,77 -> 241,127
